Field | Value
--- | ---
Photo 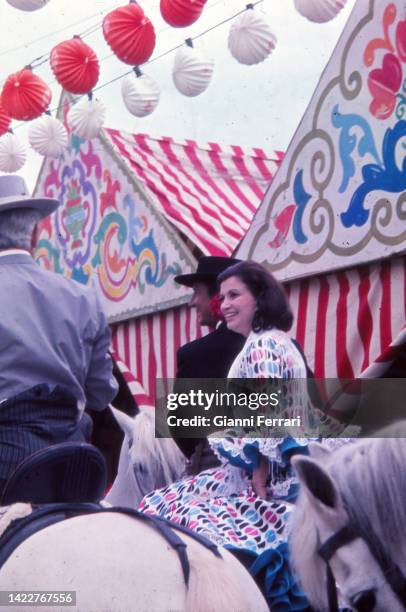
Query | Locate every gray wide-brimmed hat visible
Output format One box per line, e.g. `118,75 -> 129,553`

0,175 -> 60,219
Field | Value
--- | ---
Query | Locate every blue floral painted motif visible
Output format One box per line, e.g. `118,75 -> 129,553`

341,119 -> 406,228
125,194 -> 181,290
292,170 -> 311,245
91,212 -> 127,268
396,78 -> 406,120
332,104 -> 382,193
70,133 -> 86,154
34,239 -> 65,275
70,266 -> 90,285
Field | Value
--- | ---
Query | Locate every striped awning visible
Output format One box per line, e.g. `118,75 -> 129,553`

105,128 -> 283,257
286,255 -> 406,379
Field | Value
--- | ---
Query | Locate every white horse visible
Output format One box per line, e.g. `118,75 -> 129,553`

290,423 -> 406,612
106,406 -> 186,507
0,505 -> 268,612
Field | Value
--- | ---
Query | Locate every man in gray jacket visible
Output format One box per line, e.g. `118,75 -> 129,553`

0,175 -> 117,492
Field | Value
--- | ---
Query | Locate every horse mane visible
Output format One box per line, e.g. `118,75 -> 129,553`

290,479 -> 328,609
290,422 -> 406,609
129,406 -> 186,487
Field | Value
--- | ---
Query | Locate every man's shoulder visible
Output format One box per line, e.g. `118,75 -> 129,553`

178,325 -> 243,358
177,332 -> 212,358
176,324 -> 245,378
31,264 -> 99,304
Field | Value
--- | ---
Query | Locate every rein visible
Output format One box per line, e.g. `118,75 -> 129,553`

318,523 -> 406,612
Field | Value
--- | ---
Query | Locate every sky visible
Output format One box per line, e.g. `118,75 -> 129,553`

0,0 -> 357,190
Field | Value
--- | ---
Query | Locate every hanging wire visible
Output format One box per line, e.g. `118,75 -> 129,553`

0,1 -> 158,83
0,0 -> 162,59
54,0 -> 230,69
0,0 -> 227,88
193,0 -> 264,41
93,1 -> 264,92
0,3 -> 118,59
9,0 -> 264,130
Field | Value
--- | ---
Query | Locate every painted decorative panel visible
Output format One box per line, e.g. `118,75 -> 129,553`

34,98 -> 195,322
237,0 -> 406,280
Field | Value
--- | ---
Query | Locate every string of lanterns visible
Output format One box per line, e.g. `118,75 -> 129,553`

0,0 -> 348,172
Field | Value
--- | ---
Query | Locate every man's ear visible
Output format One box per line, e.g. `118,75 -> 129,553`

292,455 -> 345,526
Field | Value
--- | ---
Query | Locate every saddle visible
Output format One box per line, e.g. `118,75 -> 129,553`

1,442 -> 107,505
0,442 -> 222,586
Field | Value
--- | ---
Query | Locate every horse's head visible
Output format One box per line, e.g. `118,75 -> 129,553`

290,432 -> 406,612
108,406 -> 186,506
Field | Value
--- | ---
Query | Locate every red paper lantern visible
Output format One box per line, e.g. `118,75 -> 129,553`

102,2 -> 155,66
160,0 -> 207,28
50,37 -> 100,94
0,101 -> 11,137
1,68 -> 51,121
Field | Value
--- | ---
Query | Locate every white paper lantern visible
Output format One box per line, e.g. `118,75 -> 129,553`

28,115 -> 68,158
294,0 -> 347,23
6,0 -> 50,10
122,72 -> 160,118
228,8 -> 277,66
172,42 -> 214,97
67,96 -> 106,140
0,133 -> 26,172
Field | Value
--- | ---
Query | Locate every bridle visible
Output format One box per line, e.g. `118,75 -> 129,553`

318,522 -> 406,612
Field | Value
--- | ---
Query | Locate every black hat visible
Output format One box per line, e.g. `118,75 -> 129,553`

174,256 -> 241,288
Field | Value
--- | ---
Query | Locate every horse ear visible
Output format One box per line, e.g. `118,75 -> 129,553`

109,405 -> 135,440
308,442 -> 331,459
292,456 -> 343,520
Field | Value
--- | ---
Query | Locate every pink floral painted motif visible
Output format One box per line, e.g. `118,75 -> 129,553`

365,4 -> 406,119
368,52 -> 403,119
267,204 -> 296,250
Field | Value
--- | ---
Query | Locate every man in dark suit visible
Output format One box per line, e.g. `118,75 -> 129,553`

173,256 -> 245,465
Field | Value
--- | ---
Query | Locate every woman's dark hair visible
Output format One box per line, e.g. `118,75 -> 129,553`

217,261 -> 293,332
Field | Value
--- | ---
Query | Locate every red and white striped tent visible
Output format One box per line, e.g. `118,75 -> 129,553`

105,129 -> 283,258
283,258 -> 406,380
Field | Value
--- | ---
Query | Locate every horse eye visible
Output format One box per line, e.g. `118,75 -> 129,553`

350,589 -> 376,611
